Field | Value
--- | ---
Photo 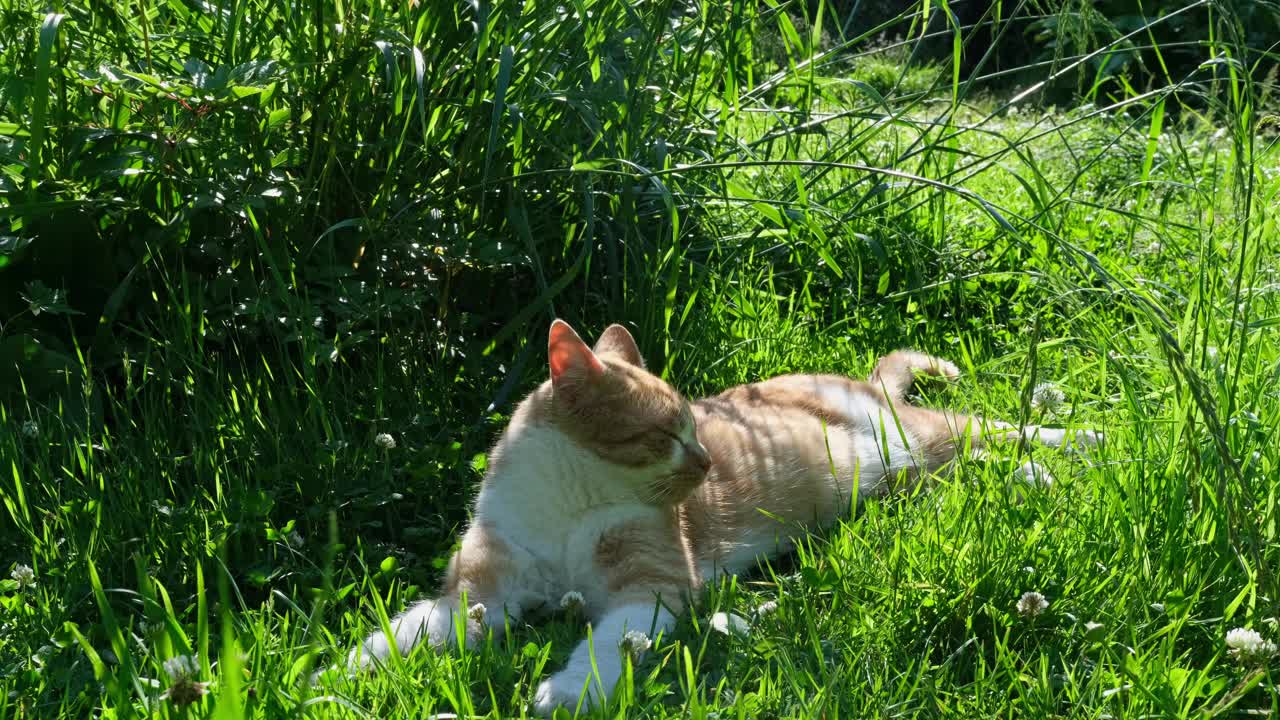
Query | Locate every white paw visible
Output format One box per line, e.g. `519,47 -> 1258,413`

1012,460 -> 1054,488
1009,460 -> 1054,505
709,611 -> 750,637
1063,429 -> 1103,461
533,671 -> 598,716
308,664 -> 354,686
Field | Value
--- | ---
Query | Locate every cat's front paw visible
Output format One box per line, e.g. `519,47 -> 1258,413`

1065,429 -> 1103,457
1012,460 -> 1054,488
533,670 -> 598,717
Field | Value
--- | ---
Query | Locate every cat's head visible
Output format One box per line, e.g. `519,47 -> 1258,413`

541,319 -> 711,504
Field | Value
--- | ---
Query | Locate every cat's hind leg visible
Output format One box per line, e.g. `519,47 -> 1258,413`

910,411 -> 1102,466
1015,424 -> 1103,454
868,350 -> 961,402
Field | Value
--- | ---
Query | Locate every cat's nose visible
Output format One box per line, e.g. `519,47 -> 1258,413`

689,442 -> 711,472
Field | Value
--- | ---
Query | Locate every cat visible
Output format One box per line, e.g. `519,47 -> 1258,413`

341,319 -> 1098,714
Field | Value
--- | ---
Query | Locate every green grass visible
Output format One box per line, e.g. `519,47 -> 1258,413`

3,0 -> 1280,717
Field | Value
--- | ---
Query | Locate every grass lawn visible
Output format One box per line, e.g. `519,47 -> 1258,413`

2,0 -> 1279,717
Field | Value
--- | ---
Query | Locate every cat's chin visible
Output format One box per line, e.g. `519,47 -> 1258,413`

646,472 -> 707,505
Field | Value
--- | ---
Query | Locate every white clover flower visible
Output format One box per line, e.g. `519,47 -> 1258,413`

20,420 -> 38,438
619,629 -> 652,662
754,600 -> 779,618
1017,591 -> 1049,618
1032,383 -> 1065,414
709,611 -> 750,636
1205,346 -> 1220,365
467,603 -> 487,623
374,433 -> 397,450
161,654 -> 209,706
1225,627 -> 1277,663
559,591 -> 584,613
163,654 -> 198,681
10,564 -> 34,589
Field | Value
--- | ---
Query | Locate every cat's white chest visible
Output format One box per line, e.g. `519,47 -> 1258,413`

473,424 -> 663,608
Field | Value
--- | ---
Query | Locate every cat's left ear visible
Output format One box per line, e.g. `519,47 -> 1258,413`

549,319 -> 605,392
593,324 -> 645,368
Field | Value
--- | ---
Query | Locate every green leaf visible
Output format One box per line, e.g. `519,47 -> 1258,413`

483,45 -> 514,182
27,13 -> 66,194
571,159 -> 612,171
22,280 -> 81,317
814,244 -> 844,279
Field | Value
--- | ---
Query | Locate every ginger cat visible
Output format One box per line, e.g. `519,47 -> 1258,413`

344,320 -> 1098,714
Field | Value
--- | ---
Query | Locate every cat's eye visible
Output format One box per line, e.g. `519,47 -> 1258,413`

663,425 -> 699,455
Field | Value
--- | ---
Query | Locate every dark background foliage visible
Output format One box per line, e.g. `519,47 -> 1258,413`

3,0 -> 1277,412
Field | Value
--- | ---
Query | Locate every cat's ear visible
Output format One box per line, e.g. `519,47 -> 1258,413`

593,324 -> 645,368
549,319 -> 604,392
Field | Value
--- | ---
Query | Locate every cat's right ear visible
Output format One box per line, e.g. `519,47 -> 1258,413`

593,324 -> 645,368
549,319 -> 604,395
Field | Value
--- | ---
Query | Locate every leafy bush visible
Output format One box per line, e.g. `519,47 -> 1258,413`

1027,0 -> 1280,104
0,0 -> 736,411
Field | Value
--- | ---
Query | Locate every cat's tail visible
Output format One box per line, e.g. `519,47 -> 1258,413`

869,350 -> 960,403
